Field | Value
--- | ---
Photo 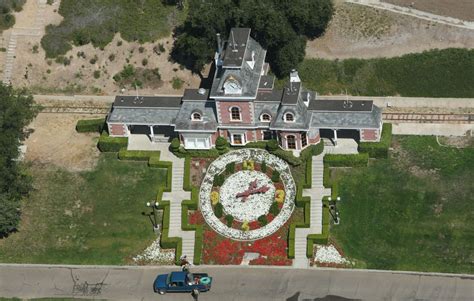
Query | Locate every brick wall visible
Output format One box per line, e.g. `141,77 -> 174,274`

216,101 -> 253,124
360,129 -> 379,141
108,123 -> 126,136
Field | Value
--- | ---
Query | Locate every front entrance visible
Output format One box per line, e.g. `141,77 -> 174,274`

183,136 -> 211,149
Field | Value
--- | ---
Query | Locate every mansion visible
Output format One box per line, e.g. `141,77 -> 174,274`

106,28 -> 382,150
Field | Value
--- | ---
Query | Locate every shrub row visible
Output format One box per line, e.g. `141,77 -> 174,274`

183,156 -> 192,191
358,123 -> 393,158
97,131 -> 128,152
75,118 -> 105,133
306,198 -> 330,257
323,153 -> 369,167
172,145 -> 220,158
118,149 -> 160,161
181,187 -> 203,264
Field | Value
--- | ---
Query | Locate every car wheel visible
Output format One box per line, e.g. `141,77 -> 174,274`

158,289 -> 166,295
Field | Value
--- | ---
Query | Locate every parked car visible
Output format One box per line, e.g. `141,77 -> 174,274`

153,270 -> 212,295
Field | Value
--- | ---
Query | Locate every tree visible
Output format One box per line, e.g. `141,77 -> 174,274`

0,84 -> 38,236
171,0 -> 334,77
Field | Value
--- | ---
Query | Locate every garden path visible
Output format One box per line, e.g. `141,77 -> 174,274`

127,135 -> 195,263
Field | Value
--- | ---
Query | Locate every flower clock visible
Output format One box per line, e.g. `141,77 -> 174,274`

199,149 -> 296,240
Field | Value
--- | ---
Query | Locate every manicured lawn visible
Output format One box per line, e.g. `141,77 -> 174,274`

295,48 -> 474,97
0,154 -> 166,265
331,136 -> 474,273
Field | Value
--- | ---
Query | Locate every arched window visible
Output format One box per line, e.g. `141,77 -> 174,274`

230,107 -> 241,121
260,113 -> 271,122
191,112 -> 202,121
287,135 -> 296,149
284,113 -> 294,122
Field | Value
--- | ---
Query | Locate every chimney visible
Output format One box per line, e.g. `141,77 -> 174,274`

290,69 -> 300,83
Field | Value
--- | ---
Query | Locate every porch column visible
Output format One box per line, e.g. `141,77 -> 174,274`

333,129 -> 338,146
149,125 -> 155,143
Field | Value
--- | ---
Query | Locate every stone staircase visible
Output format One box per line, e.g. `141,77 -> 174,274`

2,34 -> 17,84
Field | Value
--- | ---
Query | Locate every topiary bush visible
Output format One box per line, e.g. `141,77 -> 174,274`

211,191 -> 219,205
271,170 -> 280,183
225,162 -> 235,174
215,136 -> 228,152
225,214 -> 234,227
269,202 -> 280,216
170,137 -> 180,152
258,215 -> 268,226
261,160 -> 267,173
214,202 -> 223,218
213,174 -> 225,187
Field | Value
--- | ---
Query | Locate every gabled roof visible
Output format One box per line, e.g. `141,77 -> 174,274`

174,100 -> 218,132
210,30 -> 267,99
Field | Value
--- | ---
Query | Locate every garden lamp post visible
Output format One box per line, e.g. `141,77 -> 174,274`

146,201 -> 160,232
327,197 -> 340,225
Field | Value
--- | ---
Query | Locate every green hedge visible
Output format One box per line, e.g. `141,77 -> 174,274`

306,198 -> 330,257
323,153 -> 369,167
358,123 -> 393,158
271,148 -> 302,166
97,131 -> 128,152
183,156 -> 192,191
180,188 -> 203,264
118,149 -> 160,161
75,118 -> 105,133
156,200 -> 183,265
300,142 -> 324,161
172,146 -> 220,158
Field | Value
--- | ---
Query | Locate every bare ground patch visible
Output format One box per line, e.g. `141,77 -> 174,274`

24,113 -> 103,171
306,3 -> 474,60
382,0 -> 474,22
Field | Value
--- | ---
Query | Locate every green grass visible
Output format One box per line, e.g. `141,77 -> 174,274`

41,0 -> 185,57
331,136 -> 474,273
0,154 -> 166,264
296,48 -> 474,97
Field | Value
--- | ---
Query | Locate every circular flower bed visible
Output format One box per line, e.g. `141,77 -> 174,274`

199,149 -> 295,240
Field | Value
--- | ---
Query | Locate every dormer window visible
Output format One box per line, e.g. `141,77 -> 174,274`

284,112 -> 295,122
191,112 -> 202,121
230,107 -> 241,121
260,113 -> 271,122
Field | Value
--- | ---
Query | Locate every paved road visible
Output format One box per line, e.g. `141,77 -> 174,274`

0,264 -> 473,301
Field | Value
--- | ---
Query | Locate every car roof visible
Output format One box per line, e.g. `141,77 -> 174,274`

170,272 -> 186,282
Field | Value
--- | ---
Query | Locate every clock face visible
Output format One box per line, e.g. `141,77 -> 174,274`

224,77 -> 242,94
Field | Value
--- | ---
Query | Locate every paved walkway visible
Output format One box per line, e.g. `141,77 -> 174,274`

127,135 -> 195,263
2,0 -> 47,84
346,0 -> 474,30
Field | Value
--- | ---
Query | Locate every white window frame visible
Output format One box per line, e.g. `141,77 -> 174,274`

284,112 -> 295,123
230,106 -> 242,121
191,112 -> 202,121
230,133 -> 245,145
260,113 -> 271,122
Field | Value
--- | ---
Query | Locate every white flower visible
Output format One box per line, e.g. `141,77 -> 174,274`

314,245 -> 348,264
133,236 -> 175,264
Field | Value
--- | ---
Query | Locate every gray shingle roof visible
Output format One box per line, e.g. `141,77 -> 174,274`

174,101 -> 218,132
107,107 -> 179,125
309,99 -> 373,112
222,28 -> 251,68
310,106 -> 382,129
270,99 -> 311,130
210,34 -> 266,99
254,102 -> 280,127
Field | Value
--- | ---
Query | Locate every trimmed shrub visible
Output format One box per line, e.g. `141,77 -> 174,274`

358,123 -> 392,158
269,202 -> 280,216
97,131 -> 128,152
75,118 -> 104,133
261,160 -> 267,173
275,189 -> 285,203
300,142 -> 324,160
215,136 -> 228,151
258,215 -> 268,226
214,203 -> 223,218
183,156 -> 192,191
225,214 -> 234,227
213,174 -> 225,187
170,137 -> 180,152
266,139 -> 279,151
271,170 -> 280,183
323,153 -> 369,167
244,141 -> 267,149
225,162 -> 235,174
272,148 -> 302,166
